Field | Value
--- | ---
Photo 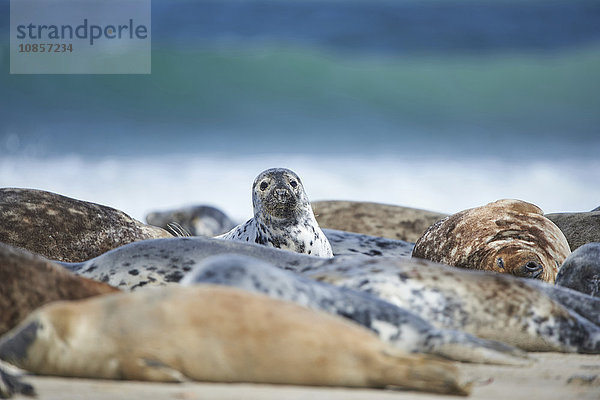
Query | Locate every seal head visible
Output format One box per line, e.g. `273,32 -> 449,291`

413,199 -> 571,283
217,168 -> 333,257
252,168 -> 307,222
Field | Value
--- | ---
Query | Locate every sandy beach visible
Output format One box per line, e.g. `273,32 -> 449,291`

20,352 -> 600,400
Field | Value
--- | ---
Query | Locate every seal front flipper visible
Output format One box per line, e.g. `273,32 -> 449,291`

0,361 -> 35,399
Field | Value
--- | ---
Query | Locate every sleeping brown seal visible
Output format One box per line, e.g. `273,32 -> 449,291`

0,242 -> 119,335
0,286 -> 469,395
0,188 -> 172,262
412,199 -> 571,283
312,200 -> 448,242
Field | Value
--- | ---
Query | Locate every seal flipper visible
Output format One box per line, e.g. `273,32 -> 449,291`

0,361 -> 35,399
425,330 -> 533,366
125,358 -> 188,383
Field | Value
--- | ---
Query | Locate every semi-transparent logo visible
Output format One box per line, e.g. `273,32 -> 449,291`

10,0 -> 151,74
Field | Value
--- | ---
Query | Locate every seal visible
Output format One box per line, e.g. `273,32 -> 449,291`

556,243 -> 600,297
216,168 -> 333,257
0,188 -> 172,262
0,286 -> 470,395
59,236 -> 600,354
0,242 -> 119,335
60,237 -> 321,290
545,211 -> 600,251
60,232 -> 411,291
300,256 -> 600,353
181,254 -> 529,365
322,228 -> 414,257
146,205 -> 237,237
412,199 -> 571,283
312,200 -> 448,242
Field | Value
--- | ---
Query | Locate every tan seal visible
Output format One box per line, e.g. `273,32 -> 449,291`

412,199 -> 571,283
0,242 -> 119,336
312,200 -> 448,242
0,188 -> 172,262
0,286 -> 469,395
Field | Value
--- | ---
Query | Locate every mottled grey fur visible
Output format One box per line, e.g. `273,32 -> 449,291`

299,257 -> 600,353
60,236 -> 600,353
181,254 -> 528,365
322,229 -> 414,257
216,168 -> 333,257
556,243 -> 600,297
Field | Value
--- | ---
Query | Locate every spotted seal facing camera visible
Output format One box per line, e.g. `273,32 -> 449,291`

216,168 -> 333,257
181,254 -> 529,365
413,199 -> 571,283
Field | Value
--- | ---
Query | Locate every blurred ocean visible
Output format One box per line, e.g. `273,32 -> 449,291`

1,0 -> 599,221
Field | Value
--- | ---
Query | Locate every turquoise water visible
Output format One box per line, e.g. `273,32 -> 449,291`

1,0 -> 599,217
2,44 -> 600,158
1,0 -> 599,159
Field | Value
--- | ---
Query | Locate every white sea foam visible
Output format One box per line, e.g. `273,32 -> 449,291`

0,154 -> 598,223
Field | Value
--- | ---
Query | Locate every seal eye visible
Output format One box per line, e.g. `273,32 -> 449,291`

290,180 -> 298,188
259,181 -> 269,191
496,257 -> 505,270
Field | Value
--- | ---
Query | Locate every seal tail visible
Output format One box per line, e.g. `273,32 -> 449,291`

372,349 -> 471,396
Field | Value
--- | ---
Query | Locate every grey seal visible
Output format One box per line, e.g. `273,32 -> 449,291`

545,211 -> 600,251
60,237 -> 321,290
181,254 -> 529,365
322,228 -> 414,257
413,199 -> 571,283
0,188 -> 171,262
59,237 -> 600,354
216,168 -> 333,257
0,286 -> 470,395
146,205 -> 236,237
556,243 -> 600,297
312,200 -> 448,242
300,256 -> 600,353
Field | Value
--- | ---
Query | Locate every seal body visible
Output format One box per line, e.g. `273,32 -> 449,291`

217,168 -> 333,257
300,256 -> 600,353
556,243 -> 600,297
146,205 -> 236,237
546,211 -> 600,251
61,237 -> 600,353
0,188 -> 171,262
181,254 -> 529,365
322,228 -> 414,257
312,200 -> 448,242
61,232 -> 412,291
0,242 -> 119,335
0,286 -> 469,395
61,237 -> 322,290
413,199 -> 571,283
